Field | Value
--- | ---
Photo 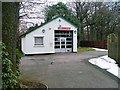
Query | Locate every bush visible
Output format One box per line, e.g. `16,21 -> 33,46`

1,42 -> 20,89
108,33 -> 120,66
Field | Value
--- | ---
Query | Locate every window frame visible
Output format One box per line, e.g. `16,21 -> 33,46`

33,36 -> 44,46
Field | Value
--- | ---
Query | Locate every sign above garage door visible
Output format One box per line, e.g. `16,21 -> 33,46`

58,27 -> 71,30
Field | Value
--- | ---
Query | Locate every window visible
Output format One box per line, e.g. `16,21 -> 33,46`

34,37 -> 44,45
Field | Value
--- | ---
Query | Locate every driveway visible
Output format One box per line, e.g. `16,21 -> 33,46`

20,51 -> 119,88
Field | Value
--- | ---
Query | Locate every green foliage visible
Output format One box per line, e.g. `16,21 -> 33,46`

16,48 -> 22,61
44,2 -> 78,26
77,47 -> 95,52
89,5 -> 114,40
108,33 -> 120,65
2,2 -> 20,89
1,42 -> 20,89
44,2 -> 70,20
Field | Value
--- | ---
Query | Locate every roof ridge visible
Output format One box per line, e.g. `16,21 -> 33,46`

20,16 -> 78,37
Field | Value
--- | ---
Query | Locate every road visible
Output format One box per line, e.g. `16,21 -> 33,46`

20,51 -> 119,88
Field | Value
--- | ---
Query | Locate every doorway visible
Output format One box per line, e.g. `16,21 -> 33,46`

54,30 -> 73,52
60,37 -> 66,52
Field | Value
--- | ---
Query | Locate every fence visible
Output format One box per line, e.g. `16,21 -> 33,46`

107,33 -> 120,66
80,40 -> 107,49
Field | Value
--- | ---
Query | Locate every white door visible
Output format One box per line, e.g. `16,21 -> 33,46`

60,37 -> 66,52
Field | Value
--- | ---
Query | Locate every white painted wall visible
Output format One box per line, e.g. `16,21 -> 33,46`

21,17 -> 77,54
73,30 -> 77,52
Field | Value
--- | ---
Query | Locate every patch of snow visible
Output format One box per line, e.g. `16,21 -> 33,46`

93,48 -> 108,51
107,65 -> 118,77
89,55 -> 120,79
100,55 -> 116,63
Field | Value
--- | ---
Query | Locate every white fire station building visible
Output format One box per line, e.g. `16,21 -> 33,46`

21,16 -> 77,54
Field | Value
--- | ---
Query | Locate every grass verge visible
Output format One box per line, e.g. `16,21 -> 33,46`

77,47 -> 95,52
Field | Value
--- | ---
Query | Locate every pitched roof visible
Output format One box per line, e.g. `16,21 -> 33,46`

20,16 -> 78,37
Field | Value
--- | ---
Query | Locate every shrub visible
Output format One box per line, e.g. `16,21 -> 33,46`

1,42 -> 20,89
108,33 -> 120,66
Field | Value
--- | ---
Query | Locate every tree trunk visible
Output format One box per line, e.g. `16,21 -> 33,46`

2,2 -> 19,72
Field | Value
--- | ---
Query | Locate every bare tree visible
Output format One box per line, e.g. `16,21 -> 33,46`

19,0 -> 47,33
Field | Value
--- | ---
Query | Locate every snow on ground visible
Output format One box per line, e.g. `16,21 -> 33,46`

92,48 -> 108,51
89,55 -> 120,79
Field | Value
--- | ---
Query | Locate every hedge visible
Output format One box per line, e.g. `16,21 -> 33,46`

108,32 -> 120,66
